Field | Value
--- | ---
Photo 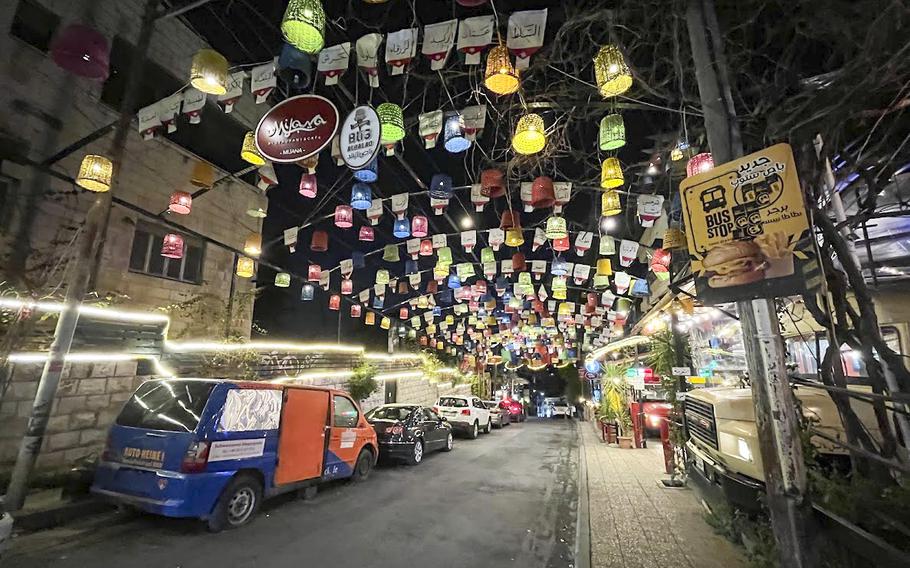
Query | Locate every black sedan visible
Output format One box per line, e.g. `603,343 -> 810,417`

365,404 -> 454,465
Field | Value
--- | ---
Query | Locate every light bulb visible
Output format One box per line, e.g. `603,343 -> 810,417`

461,216 -> 474,229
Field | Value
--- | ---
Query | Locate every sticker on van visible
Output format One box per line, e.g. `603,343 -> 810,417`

122,447 -> 165,468
340,430 -> 357,449
209,439 -> 266,462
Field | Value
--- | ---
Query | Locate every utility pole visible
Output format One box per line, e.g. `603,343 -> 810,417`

4,0 -> 159,510
686,1 -> 815,566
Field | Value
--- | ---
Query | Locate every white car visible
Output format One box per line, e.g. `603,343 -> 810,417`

434,395 -> 492,439
0,502 -> 12,560
545,397 -> 575,419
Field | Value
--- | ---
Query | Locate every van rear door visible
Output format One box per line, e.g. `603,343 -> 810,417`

107,380 -> 216,472
274,388 -> 330,485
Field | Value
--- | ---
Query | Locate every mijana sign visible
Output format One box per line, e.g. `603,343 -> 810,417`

255,95 -> 339,163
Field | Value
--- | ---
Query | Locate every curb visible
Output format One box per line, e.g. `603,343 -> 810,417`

12,498 -> 113,533
575,424 -> 591,568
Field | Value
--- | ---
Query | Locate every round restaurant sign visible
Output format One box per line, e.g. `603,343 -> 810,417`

339,105 -> 381,170
255,95 -> 339,163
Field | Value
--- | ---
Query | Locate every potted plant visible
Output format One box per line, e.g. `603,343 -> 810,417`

616,410 -> 635,449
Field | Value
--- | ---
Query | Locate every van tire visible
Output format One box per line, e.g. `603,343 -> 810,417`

207,474 -> 262,533
350,449 -> 373,483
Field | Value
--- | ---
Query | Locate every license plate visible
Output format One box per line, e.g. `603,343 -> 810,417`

695,455 -> 705,472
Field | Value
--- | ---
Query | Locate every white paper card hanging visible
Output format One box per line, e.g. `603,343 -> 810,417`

356,33 -> 383,88
432,234 -> 447,249
619,240 -> 640,267
531,260 -> 546,277
462,105 -> 486,141
470,184 -> 489,211
319,270 -> 330,290
553,182 -> 572,213
575,231 -> 593,256
410,273 -> 422,288
430,197 -> 448,215
422,19 -> 457,70
359,289 -> 370,303
340,258 -> 354,278
406,238 -> 420,259
386,28 -> 418,75
520,182 -> 534,212
507,9 -> 548,70
317,42 -> 351,86
600,235 -> 616,255
637,194 -> 665,227
182,88 -> 206,124
250,60 -> 277,104
488,228 -> 504,251
419,110 -> 443,149
217,71 -> 246,112
501,259 -> 514,274
457,15 -> 494,65
461,230 -> 477,252
573,263 -> 591,284
367,198 -> 384,225
157,94 -> 182,134
283,226 -> 299,249
391,193 -> 409,217
137,103 -> 161,140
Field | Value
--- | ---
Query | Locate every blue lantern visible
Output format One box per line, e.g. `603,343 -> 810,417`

393,217 -> 411,238
632,279 -> 650,297
495,277 -> 508,294
439,290 -> 454,305
278,43 -> 314,94
300,283 -> 315,301
351,183 -> 372,210
405,259 -> 418,274
447,274 -> 462,289
552,257 -> 569,276
429,174 -> 454,199
584,359 -> 602,374
352,251 -> 365,269
373,295 -> 384,309
433,306 -> 442,317
353,157 -> 378,183
443,112 -> 471,153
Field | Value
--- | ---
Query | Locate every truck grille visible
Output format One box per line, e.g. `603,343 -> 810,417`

684,397 -> 718,449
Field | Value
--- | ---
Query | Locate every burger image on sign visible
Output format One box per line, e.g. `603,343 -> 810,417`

340,105 -> 381,170
701,241 -> 766,288
255,95 -> 339,163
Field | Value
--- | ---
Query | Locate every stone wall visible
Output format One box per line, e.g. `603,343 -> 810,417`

0,0 -> 267,337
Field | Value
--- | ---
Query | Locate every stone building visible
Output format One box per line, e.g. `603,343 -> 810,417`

0,0 -> 268,338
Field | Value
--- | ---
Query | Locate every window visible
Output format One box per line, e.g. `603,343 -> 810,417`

366,406 -> 414,421
438,397 -> 467,408
10,0 -> 61,53
101,36 -> 253,178
422,409 -> 439,422
333,396 -> 359,428
218,389 -> 282,432
128,220 -> 204,284
786,327 -> 903,379
116,380 -> 214,433
472,399 -> 485,409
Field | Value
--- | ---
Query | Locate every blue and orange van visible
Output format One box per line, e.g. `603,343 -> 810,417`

92,379 -> 377,531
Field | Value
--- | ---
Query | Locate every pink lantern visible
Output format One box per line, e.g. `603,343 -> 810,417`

553,236 -> 571,252
335,205 -> 354,228
160,233 -> 184,259
651,249 -> 671,273
299,174 -> 318,198
420,239 -> 434,256
359,226 -> 375,242
686,153 -> 714,177
50,24 -> 110,80
351,304 -> 362,318
308,264 -> 322,282
341,278 -> 353,295
400,307 -> 409,319
168,191 -> 193,215
412,215 -> 429,238
329,295 -> 341,311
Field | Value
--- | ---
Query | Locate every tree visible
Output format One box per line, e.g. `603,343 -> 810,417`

346,364 -> 379,402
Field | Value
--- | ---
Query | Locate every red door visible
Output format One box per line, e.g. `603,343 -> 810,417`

274,389 -> 330,486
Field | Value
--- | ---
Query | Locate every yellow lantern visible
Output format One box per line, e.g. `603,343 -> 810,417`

365,311 -> 376,326
512,113 -> 546,155
244,233 -> 263,256
593,45 -> 632,98
236,256 -> 255,278
601,189 -> 622,216
241,131 -> 266,166
600,157 -> 624,189
75,154 -> 113,192
190,49 -> 228,95
505,228 -> 525,247
484,45 -> 520,96
380,317 -> 391,330
596,259 -> 613,276
190,160 -> 215,188
281,0 -> 326,54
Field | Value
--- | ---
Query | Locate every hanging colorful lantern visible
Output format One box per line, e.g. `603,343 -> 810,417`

275,272 -> 291,288
189,48 -> 228,95
512,113 -> 546,155
236,256 -> 255,278
353,157 -> 379,183
50,24 -> 111,80
334,205 -> 354,228
298,173 -> 317,198
484,44 -> 520,95
596,259 -> 613,277
393,218 -> 411,239
686,153 -> 715,177
412,215 -> 429,238
650,249 -> 671,280
599,114 -> 625,150
75,154 -> 113,192
399,307 -> 409,320
601,190 -> 622,217
448,274 -> 462,289
350,183 -> 372,210
375,269 -> 391,286
329,294 -> 341,310
281,0 -> 326,54
552,236 -> 571,252
531,176 -> 556,209
545,216 -> 568,240
600,157 -> 624,189
356,226 -> 374,242
429,173 -> 454,199
308,264 -> 322,281
552,257 -> 569,277
365,311 -> 376,325
241,131 -> 266,166
505,228 -> 525,248
380,317 -> 392,330
481,169 -> 506,198
300,283 -> 315,301
244,234 -> 263,256
437,246 -> 453,267
500,210 -> 521,230
420,239 -> 434,256
190,160 -> 214,188
161,233 -> 184,259
383,244 -> 400,262
351,304 -> 362,318
512,252 -> 527,272
377,102 -> 406,143
311,230 -> 328,252
481,247 -> 496,264
338,278 -> 353,295
593,45 -> 633,98
443,112 -> 471,153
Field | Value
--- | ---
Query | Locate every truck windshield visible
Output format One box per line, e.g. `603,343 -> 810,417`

116,380 -> 214,433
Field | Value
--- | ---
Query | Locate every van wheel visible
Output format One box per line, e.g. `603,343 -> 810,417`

207,474 -> 262,533
468,421 -> 479,439
298,485 -> 318,501
350,449 -> 373,482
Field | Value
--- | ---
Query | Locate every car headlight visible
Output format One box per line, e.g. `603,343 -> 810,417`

718,432 -> 754,462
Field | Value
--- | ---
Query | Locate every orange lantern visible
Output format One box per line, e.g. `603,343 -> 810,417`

329,294 -> 341,310
311,230 -> 328,252
481,169 -> 506,198
531,176 -> 555,209
500,209 -> 521,229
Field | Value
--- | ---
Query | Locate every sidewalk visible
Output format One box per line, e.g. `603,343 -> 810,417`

580,423 -> 746,568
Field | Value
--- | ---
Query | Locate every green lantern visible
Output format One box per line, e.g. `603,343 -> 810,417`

275,272 -> 291,288
457,263 -> 476,279
599,114 -> 625,151
545,216 -> 568,240
383,244 -> 400,262
377,103 -> 405,143
437,246 -> 453,267
376,269 -> 390,285
593,274 -> 610,288
518,272 -> 532,287
281,0 -> 326,54
481,247 -> 495,264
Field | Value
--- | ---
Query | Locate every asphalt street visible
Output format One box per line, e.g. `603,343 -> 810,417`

6,418 -> 580,568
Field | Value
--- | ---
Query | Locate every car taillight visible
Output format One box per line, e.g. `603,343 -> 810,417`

388,424 -> 404,435
461,409 -> 471,415
180,441 -> 210,473
432,407 -> 439,414
101,434 -> 114,462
